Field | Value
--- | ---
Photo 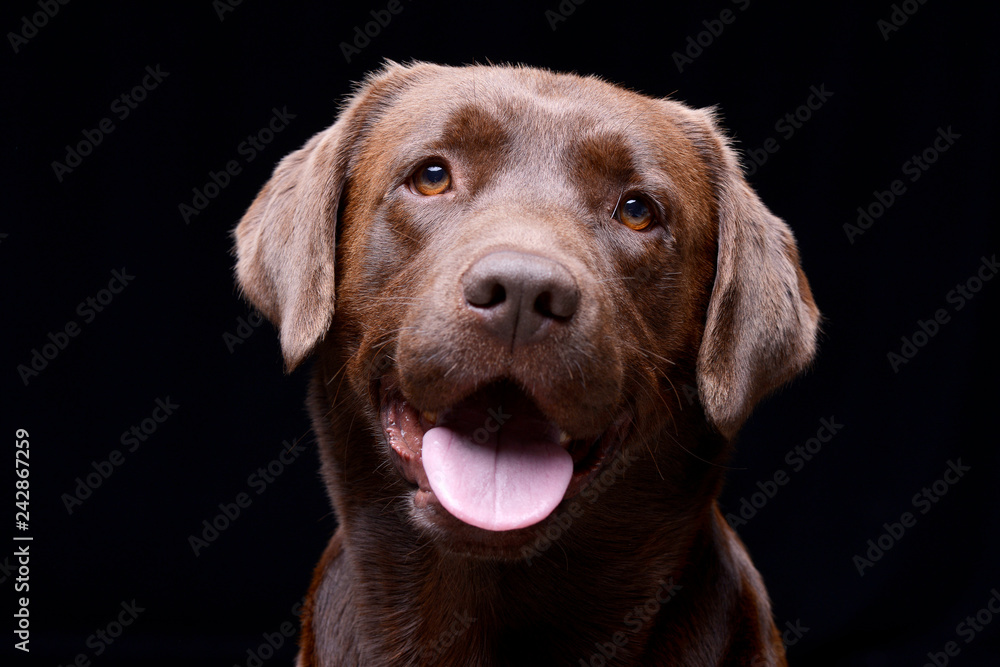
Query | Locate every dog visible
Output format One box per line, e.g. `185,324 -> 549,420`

234,61 -> 819,666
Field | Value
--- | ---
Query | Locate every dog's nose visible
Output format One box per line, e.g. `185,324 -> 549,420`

462,251 -> 579,346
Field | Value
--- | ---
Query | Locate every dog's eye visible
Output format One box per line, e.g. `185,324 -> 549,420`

615,195 -> 654,231
411,163 -> 451,196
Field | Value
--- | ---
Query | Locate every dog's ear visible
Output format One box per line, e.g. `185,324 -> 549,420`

693,111 -> 820,439
233,62 -> 419,371
233,126 -> 346,371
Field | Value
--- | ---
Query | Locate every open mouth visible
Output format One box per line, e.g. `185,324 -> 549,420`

380,379 -> 621,532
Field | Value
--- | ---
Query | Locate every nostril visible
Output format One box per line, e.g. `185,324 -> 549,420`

534,291 -> 552,318
534,286 -> 578,321
534,291 -> 563,321
484,283 -> 506,308
465,278 -> 507,309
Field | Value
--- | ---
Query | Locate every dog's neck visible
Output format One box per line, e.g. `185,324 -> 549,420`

310,444 -> 756,665
304,362 -> 781,665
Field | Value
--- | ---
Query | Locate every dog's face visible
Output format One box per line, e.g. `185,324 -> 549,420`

234,62 -> 818,556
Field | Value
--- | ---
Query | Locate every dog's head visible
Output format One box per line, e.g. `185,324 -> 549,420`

234,62 -> 818,553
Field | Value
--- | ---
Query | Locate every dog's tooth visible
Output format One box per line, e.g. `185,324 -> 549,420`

422,410 -> 438,425
559,430 -> 571,446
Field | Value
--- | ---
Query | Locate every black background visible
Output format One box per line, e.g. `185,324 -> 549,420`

4,1 -> 998,665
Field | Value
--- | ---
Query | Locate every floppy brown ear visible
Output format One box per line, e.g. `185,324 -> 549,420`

234,62 -> 433,371
695,115 -> 820,439
233,125 -> 347,371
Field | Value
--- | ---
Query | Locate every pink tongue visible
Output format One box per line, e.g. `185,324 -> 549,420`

422,425 -> 573,532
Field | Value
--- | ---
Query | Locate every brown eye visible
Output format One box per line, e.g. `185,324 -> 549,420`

411,163 -> 451,195
615,195 -> 654,231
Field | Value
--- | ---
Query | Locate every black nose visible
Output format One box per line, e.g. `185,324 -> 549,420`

461,251 -> 579,347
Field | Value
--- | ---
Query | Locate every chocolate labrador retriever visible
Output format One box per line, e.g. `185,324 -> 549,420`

234,62 -> 819,666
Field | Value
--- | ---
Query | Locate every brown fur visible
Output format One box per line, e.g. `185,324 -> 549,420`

234,61 -> 819,666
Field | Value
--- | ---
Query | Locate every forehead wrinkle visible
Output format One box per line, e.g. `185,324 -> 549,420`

564,106 -> 682,190
427,103 -> 513,160
365,98 -> 520,185
567,127 -> 641,187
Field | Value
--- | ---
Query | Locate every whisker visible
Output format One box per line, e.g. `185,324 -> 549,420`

595,272 -> 680,285
629,343 -> 676,367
